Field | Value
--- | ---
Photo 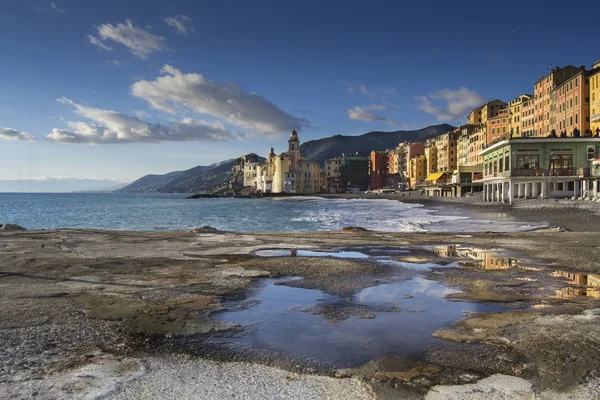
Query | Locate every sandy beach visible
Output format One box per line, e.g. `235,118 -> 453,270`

1,217 -> 600,399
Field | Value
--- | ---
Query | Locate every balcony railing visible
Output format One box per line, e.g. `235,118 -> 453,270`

478,168 -> 585,179
591,112 -> 600,122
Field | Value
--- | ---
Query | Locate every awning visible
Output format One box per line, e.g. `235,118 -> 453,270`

425,172 -> 445,181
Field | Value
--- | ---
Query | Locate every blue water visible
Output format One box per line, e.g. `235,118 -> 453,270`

214,276 -> 504,367
0,193 -> 545,232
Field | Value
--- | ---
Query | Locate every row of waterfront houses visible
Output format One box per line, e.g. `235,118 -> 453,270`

233,59 -> 600,200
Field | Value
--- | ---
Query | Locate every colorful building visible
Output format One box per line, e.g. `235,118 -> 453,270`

325,157 -> 343,193
487,108 -> 509,145
534,66 -> 583,138
242,129 -> 325,194
340,153 -> 369,192
508,94 -> 532,138
555,68 -> 591,136
369,150 -> 388,190
588,61 -> 600,136
477,137 -> 600,202
435,129 -> 459,173
408,155 -> 427,189
520,96 -> 536,138
425,146 -> 438,176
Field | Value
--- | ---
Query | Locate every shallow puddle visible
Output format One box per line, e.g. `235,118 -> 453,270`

214,275 -> 503,368
254,249 -> 370,258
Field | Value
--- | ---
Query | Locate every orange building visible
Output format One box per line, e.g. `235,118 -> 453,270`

520,96 -> 536,137
487,109 -> 509,144
534,66 -> 582,137
555,69 -> 591,136
369,151 -> 388,190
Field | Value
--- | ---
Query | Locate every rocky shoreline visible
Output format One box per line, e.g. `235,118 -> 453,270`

1,227 -> 600,399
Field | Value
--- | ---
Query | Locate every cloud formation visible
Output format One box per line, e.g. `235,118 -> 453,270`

88,35 -> 114,51
359,84 -> 397,99
47,98 -> 231,144
130,65 -> 307,135
416,88 -> 485,122
88,20 -> 167,59
347,105 -> 397,126
0,127 -> 37,142
165,15 -> 193,35
50,2 -> 66,13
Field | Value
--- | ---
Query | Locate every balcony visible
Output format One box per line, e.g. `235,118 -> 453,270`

591,112 -> 600,122
479,168 -> 585,180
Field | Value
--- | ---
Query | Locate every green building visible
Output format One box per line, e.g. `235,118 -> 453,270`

340,153 -> 369,192
477,137 -> 600,202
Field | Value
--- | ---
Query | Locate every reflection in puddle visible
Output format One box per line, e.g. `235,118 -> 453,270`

214,276 -> 503,368
551,271 -> 600,298
254,249 -> 369,258
433,245 -> 519,270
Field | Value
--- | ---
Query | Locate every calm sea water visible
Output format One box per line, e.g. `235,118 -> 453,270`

0,193 -> 545,232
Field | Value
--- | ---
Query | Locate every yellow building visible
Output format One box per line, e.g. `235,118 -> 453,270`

508,94 -> 532,138
409,155 -> 427,189
466,125 -> 486,166
425,145 -> 437,175
435,129 -> 459,173
245,129 -> 325,194
456,125 -> 478,166
480,100 -> 507,126
467,105 -> 484,125
590,61 -> 600,136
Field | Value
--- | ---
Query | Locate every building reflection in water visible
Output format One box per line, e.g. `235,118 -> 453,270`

432,245 -> 516,270
551,271 -> 600,298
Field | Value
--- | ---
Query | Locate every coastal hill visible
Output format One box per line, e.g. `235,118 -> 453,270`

119,124 -> 455,193
300,124 -> 454,162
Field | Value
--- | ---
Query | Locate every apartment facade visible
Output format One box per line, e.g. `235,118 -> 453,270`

521,96 -> 536,137
591,63 -> 600,135
555,70 -> 590,136
340,154 -> 369,192
477,137 -> 600,202
508,94 -> 532,138
487,109 -> 509,145
425,146 -> 438,175
325,157 -> 343,193
435,130 -> 459,172
409,155 -> 427,189
369,151 -> 388,190
534,66 -> 582,137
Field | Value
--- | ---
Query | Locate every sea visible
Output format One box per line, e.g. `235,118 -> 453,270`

0,193 -> 546,233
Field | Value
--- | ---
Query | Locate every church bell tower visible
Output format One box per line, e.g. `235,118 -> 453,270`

288,127 -> 300,171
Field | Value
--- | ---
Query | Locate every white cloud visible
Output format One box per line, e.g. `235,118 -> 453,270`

165,15 -> 193,35
47,98 -> 231,144
130,65 -> 308,135
88,35 -> 114,51
416,88 -> 485,122
133,109 -> 150,119
0,127 -> 37,142
359,84 -> 397,99
347,105 -> 397,126
91,20 -> 167,59
50,2 -> 66,13
106,60 -> 122,66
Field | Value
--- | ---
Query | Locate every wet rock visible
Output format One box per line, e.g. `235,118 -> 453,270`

220,266 -> 270,278
425,374 -> 533,399
191,226 -> 219,233
0,224 -> 26,231
341,226 -> 369,232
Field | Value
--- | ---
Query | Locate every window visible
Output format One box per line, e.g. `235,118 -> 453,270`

516,154 -> 539,170
575,114 -> 578,124
550,153 -> 573,172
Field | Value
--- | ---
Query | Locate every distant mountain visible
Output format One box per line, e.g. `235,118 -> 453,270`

119,159 -> 241,193
120,124 -> 455,193
0,178 -> 130,193
299,124 -> 455,164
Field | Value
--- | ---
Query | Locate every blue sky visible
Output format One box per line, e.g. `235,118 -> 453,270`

1,0 -> 599,181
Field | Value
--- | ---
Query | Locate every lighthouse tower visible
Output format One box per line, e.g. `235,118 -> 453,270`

288,127 -> 300,171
